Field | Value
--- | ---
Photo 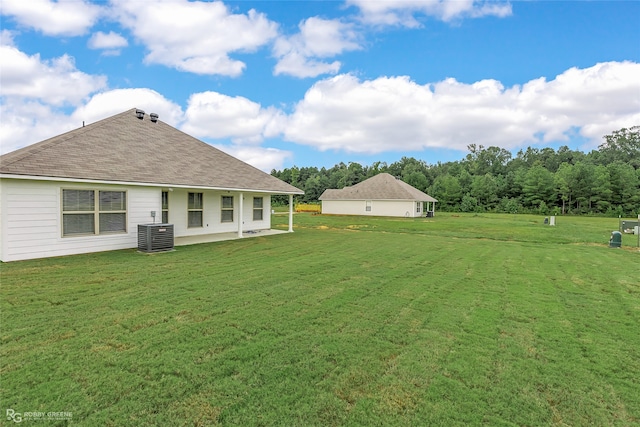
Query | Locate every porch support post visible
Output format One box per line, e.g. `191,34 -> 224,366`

238,192 -> 243,238
288,194 -> 294,232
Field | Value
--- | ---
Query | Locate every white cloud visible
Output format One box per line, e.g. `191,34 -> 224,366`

347,0 -> 512,27
0,62 -> 182,154
274,53 -> 342,79
283,61 -> 640,154
0,41 -> 106,153
273,17 -> 361,78
88,31 -> 128,51
72,89 -> 184,127
0,0 -> 103,36
111,0 -> 277,76
182,91 -> 284,144
0,100 -> 78,154
215,145 -> 293,173
0,44 -> 107,105
1,29 -> 16,46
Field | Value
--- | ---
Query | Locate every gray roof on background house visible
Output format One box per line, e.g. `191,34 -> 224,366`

319,173 -> 438,202
0,109 -> 303,194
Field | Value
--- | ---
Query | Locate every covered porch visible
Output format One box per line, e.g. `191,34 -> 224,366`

421,199 -> 437,217
175,228 -> 288,246
175,193 -> 296,246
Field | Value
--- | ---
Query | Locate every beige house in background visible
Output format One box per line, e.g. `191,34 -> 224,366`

0,109 -> 303,262
319,173 -> 437,218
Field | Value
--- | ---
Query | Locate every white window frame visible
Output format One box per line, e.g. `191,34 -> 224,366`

366,200 -> 372,212
253,197 -> 264,221
188,192 -> 203,228
61,189 -> 127,237
221,196 -> 234,223
162,191 -> 169,224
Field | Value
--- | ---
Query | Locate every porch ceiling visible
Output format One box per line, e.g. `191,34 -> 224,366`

174,229 -> 287,246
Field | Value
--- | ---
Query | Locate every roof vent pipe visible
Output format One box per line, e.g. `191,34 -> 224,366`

150,113 -> 159,123
135,109 -> 145,119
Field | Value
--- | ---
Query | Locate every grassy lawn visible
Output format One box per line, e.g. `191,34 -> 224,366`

1,213 -> 638,426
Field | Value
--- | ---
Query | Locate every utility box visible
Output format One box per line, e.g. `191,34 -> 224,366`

138,224 -> 174,253
609,231 -> 622,248
621,221 -> 639,233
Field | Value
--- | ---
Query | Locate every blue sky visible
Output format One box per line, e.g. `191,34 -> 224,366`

1,0 -> 639,172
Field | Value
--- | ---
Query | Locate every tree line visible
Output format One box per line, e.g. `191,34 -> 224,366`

271,126 -> 640,216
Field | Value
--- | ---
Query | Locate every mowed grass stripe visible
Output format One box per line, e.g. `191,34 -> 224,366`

1,214 -> 638,426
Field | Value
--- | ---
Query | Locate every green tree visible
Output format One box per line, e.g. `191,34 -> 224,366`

457,169 -> 473,194
303,174 -> 329,202
460,194 -> 479,212
554,163 -> 573,214
402,162 -> 430,192
470,173 -> 498,209
404,171 -> 429,193
339,162 -> 365,187
327,162 -> 347,188
367,161 -> 388,178
591,165 -> 612,212
571,162 -> 596,212
598,126 -> 640,168
497,197 -> 521,214
464,145 -> 511,176
431,174 -> 462,209
538,200 -> 549,215
607,161 -> 640,214
503,170 -> 523,200
556,145 -> 585,166
522,164 -> 555,208
289,166 -> 300,189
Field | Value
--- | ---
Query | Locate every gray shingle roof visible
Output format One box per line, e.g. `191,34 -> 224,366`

319,173 -> 437,202
0,109 -> 303,194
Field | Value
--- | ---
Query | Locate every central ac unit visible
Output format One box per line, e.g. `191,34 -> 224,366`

138,224 -> 174,253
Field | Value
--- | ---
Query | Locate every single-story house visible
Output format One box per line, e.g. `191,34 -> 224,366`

319,173 -> 437,218
0,108 -> 303,262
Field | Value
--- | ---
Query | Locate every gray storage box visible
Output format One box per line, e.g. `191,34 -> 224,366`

138,224 -> 174,253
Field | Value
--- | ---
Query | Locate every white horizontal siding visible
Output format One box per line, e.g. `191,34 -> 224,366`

322,199 -> 418,217
130,189 -> 160,227
375,200 -> 417,217
242,193 -> 271,231
0,179 -> 276,262
0,179 -> 159,262
322,200 -> 364,216
167,190 -> 272,237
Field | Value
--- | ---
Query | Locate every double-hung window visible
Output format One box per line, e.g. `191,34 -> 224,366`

253,197 -> 263,221
62,189 -> 126,236
221,196 -> 234,222
366,201 -> 372,212
162,191 -> 169,223
188,192 -> 203,228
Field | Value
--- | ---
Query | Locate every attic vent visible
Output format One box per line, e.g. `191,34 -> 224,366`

150,113 -> 159,123
135,109 -> 145,119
